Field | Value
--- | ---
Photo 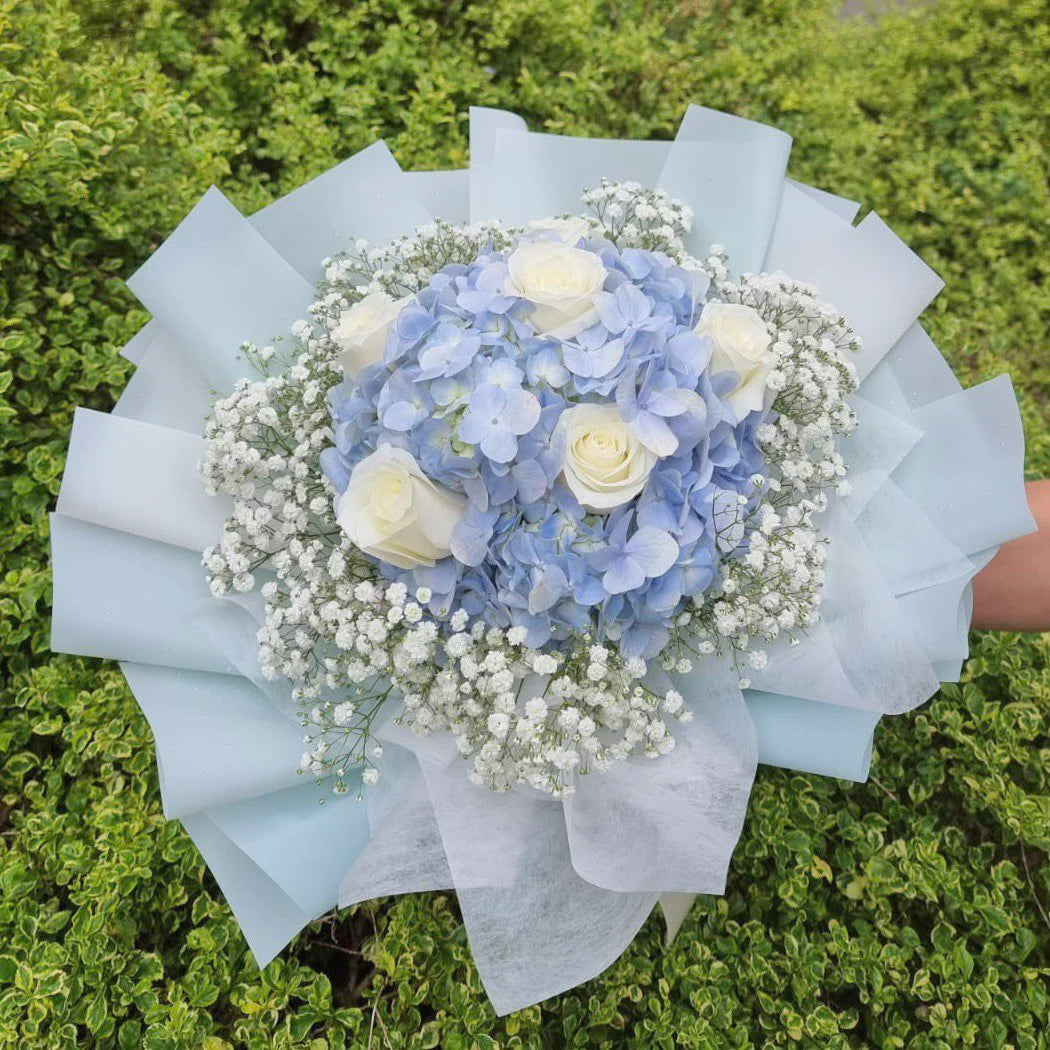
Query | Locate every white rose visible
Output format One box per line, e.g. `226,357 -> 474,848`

337,446 -> 466,569
330,291 -> 410,376
506,240 -> 606,334
527,216 -> 593,244
695,302 -> 774,417
558,403 -> 657,512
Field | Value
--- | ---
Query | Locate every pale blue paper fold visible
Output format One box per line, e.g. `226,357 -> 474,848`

745,691 -> 878,782
120,141 -> 435,415
121,662 -> 303,818
251,142 -> 432,283
119,319 -> 156,366
805,213 -> 945,381
483,129 -> 672,226
787,178 -> 860,224
190,593 -> 298,718
856,477 -> 975,596
763,180 -> 855,278
50,514 -> 234,674
469,106 -> 527,221
662,104 -> 792,274
405,169 -> 470,225
676,103 -> 792,155
180,812 -> 312,966
837,395 -> 923,515
855,346 -> 913,422
58,408 -> 227,551
126,187 -> 314,392
876,322 -> 962,408
892,375 -> 1034,557
205,783 -> 371,916
893,573 -> 974,671
114,326 -> 214,435
929,547 -> 996,682
469,104 -> 791,275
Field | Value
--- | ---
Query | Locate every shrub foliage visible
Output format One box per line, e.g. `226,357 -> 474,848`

0,0 -> 1047,1045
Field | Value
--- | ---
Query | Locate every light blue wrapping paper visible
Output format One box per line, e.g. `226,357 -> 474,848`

120,663 -> 303,818
124,662 -> 374,964
786,177 -> 860,224
51,515 -> 234,674
119,315 -> 159,366
892,376 -> 1030,556
804,213 -> 946,381
855,477 -> 974,596
51,103 -> 1038,1011
204,784 -> 371,918
763,179 -> 856,278
469,105 -> 791,275
405,169 -> 470,225
251,140 -> 435,278
837,395 -> 923,514
120,145 -> 437,415
468,106 -> 527,221
58,408 -> 227,551
113,326 -> 214,435
660,104 -> 791,273
894,574 -> 974,671
856,350 -> 913,421
744,691 -> 879,782
126,188 -> 315,393
179,811 -> 314,965
250,142 -> 432,283
119,139 -> 436,397
189,591 -> 298,719
481,130 -> 672,225
876,321 -> 962,407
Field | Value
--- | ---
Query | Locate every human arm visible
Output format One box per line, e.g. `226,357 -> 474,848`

971,480 -> 1050,631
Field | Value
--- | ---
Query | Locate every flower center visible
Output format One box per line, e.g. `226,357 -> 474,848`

371,469 -> 411,522
575,426 -> 629,471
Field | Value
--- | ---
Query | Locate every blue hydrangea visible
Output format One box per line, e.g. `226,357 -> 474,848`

323,235 -> 768,658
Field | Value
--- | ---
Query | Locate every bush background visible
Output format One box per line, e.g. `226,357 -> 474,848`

1,0 -> 1048,1045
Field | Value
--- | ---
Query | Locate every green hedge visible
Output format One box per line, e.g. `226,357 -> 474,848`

1,0 -> 1047,1045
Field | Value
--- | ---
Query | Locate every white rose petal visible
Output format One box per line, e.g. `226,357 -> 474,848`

337,446 -> 466,569
506,239 -> 606,334
331,290 -> 410,377
557,403 -> 657,512
695,302 -> 775,418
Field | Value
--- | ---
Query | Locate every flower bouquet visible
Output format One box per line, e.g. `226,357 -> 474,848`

51,104 -> 1034,1012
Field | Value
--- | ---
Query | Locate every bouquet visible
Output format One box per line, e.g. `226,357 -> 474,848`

51,104 -> 1034,1013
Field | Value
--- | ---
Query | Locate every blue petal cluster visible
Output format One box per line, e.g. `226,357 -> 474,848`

323,236 -> 767,658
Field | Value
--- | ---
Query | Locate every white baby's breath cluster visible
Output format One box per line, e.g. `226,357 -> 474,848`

666,268 -> 859,683
200,187 -> 858,797
306,589 -> 689,797
418,630 -> 689,796
584,179 -> 694,260
311,219 -> 515,329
